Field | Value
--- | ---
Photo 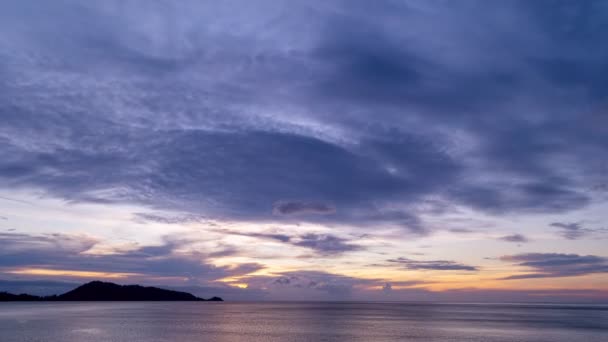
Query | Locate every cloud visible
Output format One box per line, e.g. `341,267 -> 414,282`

216,229 -> 361,255
242,270 -> 386,299
498,234 -> 528,243
265,272 -> 358,296
551,222 -> 588,240
273,201 -> 336,216
214,229 -> 292,243
133,212 -> 208,225
550,222 -> 607,240
449,228 -> 474,234
292,234 -> 361,255
500,253 -> 608,280
0,232 -> 263,283
0,0 -> 605,236
387,257 -> 478,271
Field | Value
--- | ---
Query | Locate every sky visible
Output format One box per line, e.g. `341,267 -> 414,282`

0,0 -> 607,302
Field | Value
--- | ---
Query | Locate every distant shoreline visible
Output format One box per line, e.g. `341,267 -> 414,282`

0,281 -> 223,302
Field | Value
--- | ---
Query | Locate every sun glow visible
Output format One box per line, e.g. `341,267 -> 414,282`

6,268 -> 141,279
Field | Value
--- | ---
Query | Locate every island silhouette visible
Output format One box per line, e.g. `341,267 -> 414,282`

0,281 -> 223,301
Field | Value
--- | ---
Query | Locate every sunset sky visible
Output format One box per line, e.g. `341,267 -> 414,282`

1,0 -> 607,302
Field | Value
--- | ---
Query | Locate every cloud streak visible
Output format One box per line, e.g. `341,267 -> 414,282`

0,232 -> 262,283
292,234 -> 361,255
498,234 -> 528,243
387,258 -> 478,271
214,229 -> 361,255
273,201 -> 336,216
500,253 -> 608,280
550,222 -> 607,240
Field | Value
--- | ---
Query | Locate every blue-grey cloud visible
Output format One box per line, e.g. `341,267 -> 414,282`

0,232 -> 263,282
292,234 -> 361,255
499,234 -> 529,243
551,222 -> 588,240
387,257 -> 478,271
214,229 -> 292,243
500,253 -> 608,279
550,222 -> 607,240
449,228 -> 474,234
215,229 -> 361,255
0,0 -> 606,234
273,201 -> 336,216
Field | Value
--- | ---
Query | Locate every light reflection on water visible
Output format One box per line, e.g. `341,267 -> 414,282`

0,302 -> 607,342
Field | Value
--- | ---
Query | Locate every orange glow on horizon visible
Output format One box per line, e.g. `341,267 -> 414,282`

6,268 -> 141,279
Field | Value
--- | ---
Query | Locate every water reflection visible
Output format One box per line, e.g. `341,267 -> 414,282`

1,302 -> 607,342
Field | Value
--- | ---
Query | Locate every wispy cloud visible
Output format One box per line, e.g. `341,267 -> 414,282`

213,229 -> 292,243
500,253 -> 608,280
387,257 -> 478,271
292,234 -> 361,255
0,232 -> 262,283
216,229 -> 361,255
550,222 -> 606,240
449,228 -> 474,234
273,201 -> 336,216
498,234 -> 528,243
133,212 -> 208,225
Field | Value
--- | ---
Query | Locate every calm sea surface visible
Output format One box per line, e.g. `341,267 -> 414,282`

0,302 -> 607,341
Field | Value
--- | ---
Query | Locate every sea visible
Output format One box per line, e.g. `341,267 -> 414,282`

0,302 -> 607,341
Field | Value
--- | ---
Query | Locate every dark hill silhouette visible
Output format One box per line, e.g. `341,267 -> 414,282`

0,281 -> 223,302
